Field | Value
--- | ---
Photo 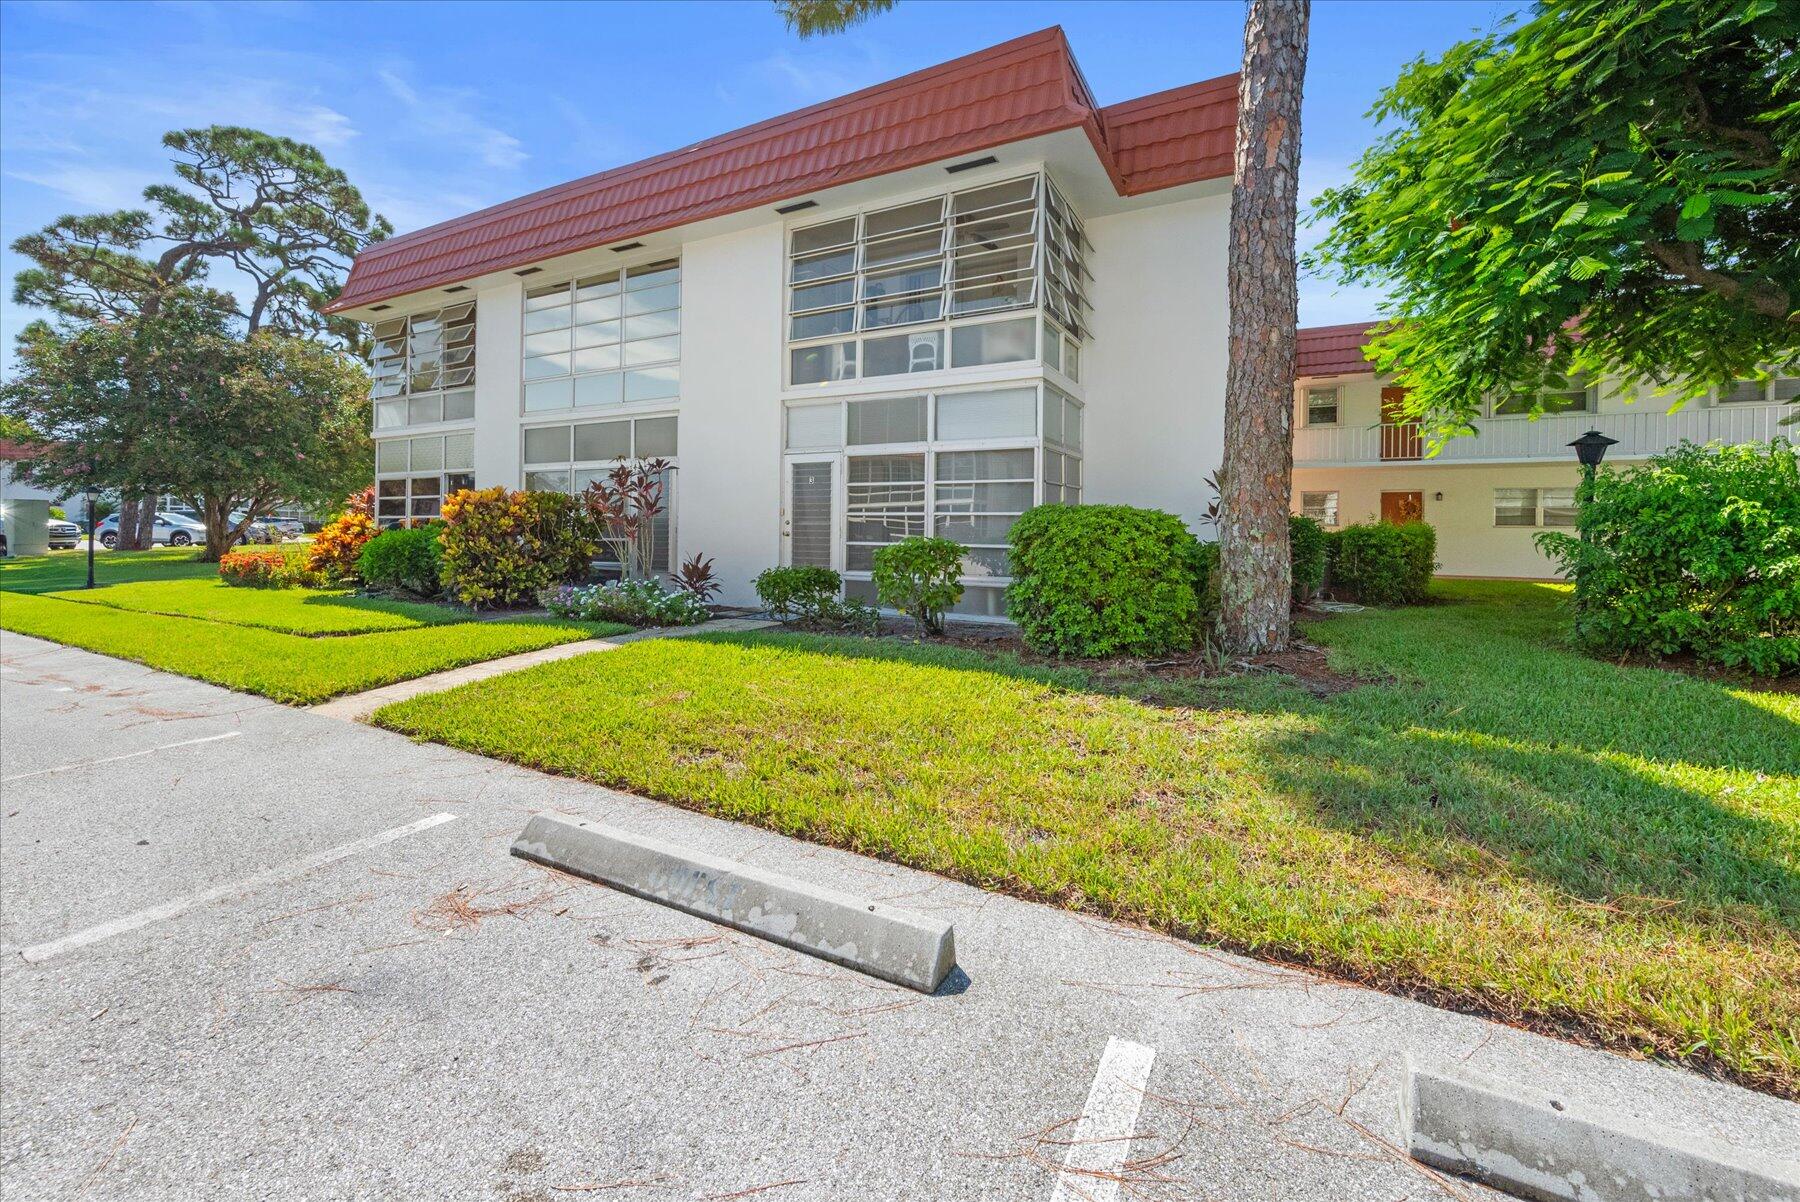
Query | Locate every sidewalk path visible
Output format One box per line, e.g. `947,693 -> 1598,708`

308,615 -> 777,722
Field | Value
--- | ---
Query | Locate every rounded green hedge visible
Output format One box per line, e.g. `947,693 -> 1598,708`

1325,521 -> 1436,606
357,524 -> 444,596
1006,505 -> 1205,657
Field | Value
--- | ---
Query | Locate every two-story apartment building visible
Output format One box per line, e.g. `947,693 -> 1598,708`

1291,322 -> 1795,578
326,28 -> 1238,612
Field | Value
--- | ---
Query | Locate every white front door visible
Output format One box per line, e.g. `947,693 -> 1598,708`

781,457 -> 837,569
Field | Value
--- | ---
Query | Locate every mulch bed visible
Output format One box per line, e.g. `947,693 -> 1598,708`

858,610 -> 1375,698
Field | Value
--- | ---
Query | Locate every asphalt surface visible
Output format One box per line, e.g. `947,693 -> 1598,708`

3,630 -> 1795,1201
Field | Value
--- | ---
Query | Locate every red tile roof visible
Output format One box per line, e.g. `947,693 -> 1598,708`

329,28 -> 1238,313
1296,322 -> 1381,378
1099,77 -> 1237,195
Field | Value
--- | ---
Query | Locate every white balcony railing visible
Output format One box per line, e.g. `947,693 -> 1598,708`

1293,402 -> 1791,466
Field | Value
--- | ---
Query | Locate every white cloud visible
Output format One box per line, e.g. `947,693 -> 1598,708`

375,65 -> 526,172
5,163 -> 153,209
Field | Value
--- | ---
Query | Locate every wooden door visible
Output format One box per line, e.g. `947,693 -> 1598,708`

1379,386 -> 1422,460
1381,491 -> 1424,524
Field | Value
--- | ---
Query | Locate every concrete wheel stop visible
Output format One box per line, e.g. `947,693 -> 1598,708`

1403,1060 -> 1800,1202
510,814 -> 957,993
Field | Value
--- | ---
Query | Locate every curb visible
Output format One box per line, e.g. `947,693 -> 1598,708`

510,815 -> 957,993
1403,1060 -> 1800,1202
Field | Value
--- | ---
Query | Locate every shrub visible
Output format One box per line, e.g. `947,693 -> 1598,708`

220,545 -> 326,589
440,487 -> 596,608
1325,521 -> 1437,606
1536,439 -> 1799,676
219,548 -> 288,588
752,566 -> 877,632
674,552 -> 720,602
1289,514 -> 1328,601
1007,505 -> 1205,657
539,579 -> 709,627
872,536 -> 965,634
755,565 -> 843,620
306,488 -> 378,583
357,525 -> 444,596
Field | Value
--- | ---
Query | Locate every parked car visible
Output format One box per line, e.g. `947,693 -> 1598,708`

226,512 -> 294,543
93,511 -> 208,549
46,518 -> 81,550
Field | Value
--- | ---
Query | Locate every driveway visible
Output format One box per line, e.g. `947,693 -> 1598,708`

2,631 -> 1793,1200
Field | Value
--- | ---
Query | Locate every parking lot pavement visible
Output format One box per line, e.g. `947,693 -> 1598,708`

4,631 -> 1795,1201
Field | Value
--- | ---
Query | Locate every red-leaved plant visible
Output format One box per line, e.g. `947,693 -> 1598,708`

580,458 -> 671,580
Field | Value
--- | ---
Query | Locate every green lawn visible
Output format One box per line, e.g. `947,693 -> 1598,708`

372,580 -> 1800,1096
39,577 -> 469,635
0,550 -> 627,703
0,547 -> 220,593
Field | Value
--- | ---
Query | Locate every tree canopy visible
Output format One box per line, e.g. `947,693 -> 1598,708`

1,302 -> 372,560
1310,0 -> 1799,440
775,0 -> 892,37
11,125 -> 390,348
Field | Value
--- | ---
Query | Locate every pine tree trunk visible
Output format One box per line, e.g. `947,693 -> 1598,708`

1220,0 -> 1309,655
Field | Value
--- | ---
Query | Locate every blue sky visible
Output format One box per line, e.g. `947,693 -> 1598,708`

0,0 -> 1514,360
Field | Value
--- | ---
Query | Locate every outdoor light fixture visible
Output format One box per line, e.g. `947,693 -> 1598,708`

368,304 -> 392,312
609,241 -> 644,253
442,285 -> 469,293
1568,429 -> 1618,471
513,267 -> 543,276
775,199 -> 818,214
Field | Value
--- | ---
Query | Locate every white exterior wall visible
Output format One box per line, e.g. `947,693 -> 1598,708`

377,165 -> 1235,612
473,279 -> 525,490
677,222 -> 786,606
1084,194 -> 1230,533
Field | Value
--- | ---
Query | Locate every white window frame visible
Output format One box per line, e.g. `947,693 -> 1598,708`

370,301 -> 477,435
1304,386 -> 1340,427
1489,379 -> 1596,418
782,169 -> 1089,391
1714,374 -> 1800,404
780,381 -> 1080,617
518,413 -> 680,573
1492,486 -> 1579,528
1299,490 -> 1339,526
373,432 -> 476,528
519,257 -> 683,418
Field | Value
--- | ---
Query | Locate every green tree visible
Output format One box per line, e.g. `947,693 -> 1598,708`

1311,0 -> 1800,441
2,300 -> 372,562
10,126 -> 389,546
776,0 -> 892,36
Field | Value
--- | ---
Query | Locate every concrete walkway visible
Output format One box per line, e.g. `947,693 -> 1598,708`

309,615 -> 777,722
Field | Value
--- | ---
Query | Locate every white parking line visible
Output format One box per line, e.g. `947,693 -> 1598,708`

1049,1037 -> 1158,1202
16,813 -> 458,964
1,732 -> 242,783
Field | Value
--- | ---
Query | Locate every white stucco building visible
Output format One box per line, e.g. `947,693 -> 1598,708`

328,29 -> 1238,612
1291,323 -> 1795,579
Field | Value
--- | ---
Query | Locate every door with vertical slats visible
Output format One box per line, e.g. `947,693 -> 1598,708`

785,461 -> 834,568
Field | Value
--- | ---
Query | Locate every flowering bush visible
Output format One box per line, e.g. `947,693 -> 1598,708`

219,549 -> 289,588
539,579 -> 710,627
439,487 -> 595,608
220,546 -> 324,589
306,487 -> 378,583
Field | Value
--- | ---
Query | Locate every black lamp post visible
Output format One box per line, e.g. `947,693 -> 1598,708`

84,484 -> 97,589
1568,429 -> 1618,544
1568,429 -> 1618,478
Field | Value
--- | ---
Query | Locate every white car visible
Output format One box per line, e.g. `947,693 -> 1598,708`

94,511 -> 208,549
